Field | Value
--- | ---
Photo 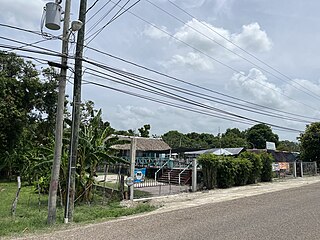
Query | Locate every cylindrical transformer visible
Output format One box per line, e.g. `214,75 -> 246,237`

45,2 -> 62,30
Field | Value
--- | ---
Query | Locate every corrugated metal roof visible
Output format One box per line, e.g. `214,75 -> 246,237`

113,137 -> 171,151
185,147 -> 244,156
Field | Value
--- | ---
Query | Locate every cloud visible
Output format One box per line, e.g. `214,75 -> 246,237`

0,0 -> 44,29
143,25 -> 170,39
164,52 -> 214,71
233,23 -> 273,52
230,68 -> 287,108
149,19 -> 272,70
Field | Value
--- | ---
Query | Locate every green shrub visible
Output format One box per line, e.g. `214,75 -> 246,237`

239,152 -> 262,184
197,154 -> 219,189
216,158 -> 235,188
260,152 -> 274,182
233,159 -> 253,186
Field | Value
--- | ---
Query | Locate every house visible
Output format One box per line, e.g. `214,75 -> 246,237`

112,136 -> 171,166
246,149 -> 299,162
184,147 -> 245,160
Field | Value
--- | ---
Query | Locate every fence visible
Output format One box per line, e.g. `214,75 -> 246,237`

272,161 -> 318,179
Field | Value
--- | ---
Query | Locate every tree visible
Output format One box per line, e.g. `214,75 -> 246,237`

299,122 -> 320,165
221,128 -> 247,148
277,140 -> 300,152
0,52 -> 58,179
138,124 -> 151,137
246,124 -> 279,149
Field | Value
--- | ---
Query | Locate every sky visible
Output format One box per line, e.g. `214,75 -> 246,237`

1,0 -> 320,142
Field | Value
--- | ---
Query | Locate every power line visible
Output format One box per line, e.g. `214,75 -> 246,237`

82,77 -> 303,133
0,23 -> 59,39
107,5 -> 319,111
86,0 -> 112,24
0,36 -> 60,54
86,0 -> 141,45
86,0 -> 100,13
83,45 -> 320,121
86,0 -> 116,36
83,61 -> 313,123
82,62 -> 305,132
166,0 -> 320,102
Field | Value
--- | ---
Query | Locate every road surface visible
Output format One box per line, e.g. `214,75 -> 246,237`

24,181 -> 320,240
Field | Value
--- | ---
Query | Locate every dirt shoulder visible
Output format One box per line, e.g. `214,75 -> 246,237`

135,176 -> 320,214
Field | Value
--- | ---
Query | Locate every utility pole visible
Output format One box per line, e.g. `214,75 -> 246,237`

47,0 -> 71,225
64,0 -> 87,223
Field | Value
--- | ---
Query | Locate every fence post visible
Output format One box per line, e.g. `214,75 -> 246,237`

293,161 -> 297,178
300,162 -> 304,178
192,159 -> 197,192
314,162 -> 317,175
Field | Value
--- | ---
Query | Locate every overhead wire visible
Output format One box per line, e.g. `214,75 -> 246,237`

86,0 -> 141,45
101,3 -> 319,112
82,76 -> 303,133
145,0 -> 320,102
86,0 -> 131,44
86,0 -> 101,13
83,45 -> 320,121
82,60 -> 313,123
86,0 -> 116,35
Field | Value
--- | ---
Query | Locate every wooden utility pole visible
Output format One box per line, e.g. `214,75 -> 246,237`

48,0 -> 71,225
64,0 -> 87,223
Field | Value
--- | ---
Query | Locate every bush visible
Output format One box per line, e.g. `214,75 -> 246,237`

233,159 -> 253,186
197,154 -> 219,189
239,152 -> 262,184
260,152 -> 274,182
216,158 -> 235,188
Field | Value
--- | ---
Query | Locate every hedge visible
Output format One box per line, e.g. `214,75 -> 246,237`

198,152 -> 273,189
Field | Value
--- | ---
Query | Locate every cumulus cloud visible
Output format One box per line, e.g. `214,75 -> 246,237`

0,0 -> 44,29
164,52 -> 214,71
143,25 -> 170,39
230,68 -> 287,108
233,23 -> 273,52
148,19 -> 272,70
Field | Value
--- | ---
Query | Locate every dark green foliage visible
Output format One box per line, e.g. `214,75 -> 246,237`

197,154 -> 219,189
260,152 -> 274,182
0,52 -> 58,179
299,122 -> 320,165
277,140 -> 300,152
233,159 -> 252,186
239,152 -> 262,184
246,124 -> 279,149
138,124 -> 151,137
221,128 -> 247,148
216,158 -> 235,188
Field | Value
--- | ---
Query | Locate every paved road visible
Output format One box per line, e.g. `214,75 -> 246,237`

25,181 -> 320,240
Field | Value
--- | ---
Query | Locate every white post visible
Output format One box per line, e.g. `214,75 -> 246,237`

130,137 -> 136,201
192,159 -> 197,192
300,161 -> 304,178
314,162 -> 317,175
293,161 -> 297,178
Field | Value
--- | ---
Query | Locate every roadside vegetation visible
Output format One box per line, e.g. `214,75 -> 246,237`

0,181 -> 154,238
198,151 -> 273,189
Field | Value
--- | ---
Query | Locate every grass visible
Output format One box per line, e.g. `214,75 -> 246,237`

95,181 -> 153,199
0,181 -> 155,238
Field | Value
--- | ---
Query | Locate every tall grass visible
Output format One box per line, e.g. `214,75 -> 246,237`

0,181 -> 155,238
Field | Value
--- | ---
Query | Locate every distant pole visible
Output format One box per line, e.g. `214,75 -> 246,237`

129,137 -> 136,201
48,0 -> 71,225
300,161 -> 304,178
293,161 -> 297,178
64,0 -> 87,223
